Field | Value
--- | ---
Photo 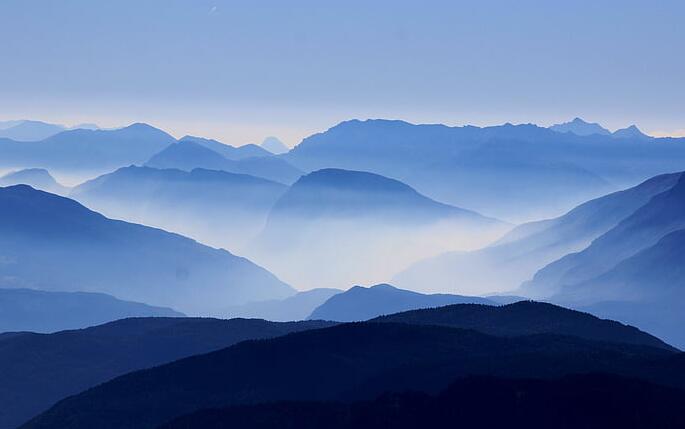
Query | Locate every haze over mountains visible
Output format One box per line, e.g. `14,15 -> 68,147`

394,172 -> 682,294
145,139 -> 302,184
285,119 -> 685,221
71,166 -> 288,250
249,168 -> 507,289
2,115 -> 685,428
0,185 -> 293,315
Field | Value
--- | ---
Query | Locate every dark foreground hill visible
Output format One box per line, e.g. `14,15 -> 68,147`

0,317 -> 334,429
0,288 -> 182,333
0,185 -> 293,315
22,312 -> 680,429
160,374 -> 685,429
372,300 -> 673,350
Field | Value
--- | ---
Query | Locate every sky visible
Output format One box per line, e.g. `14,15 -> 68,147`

1,0 -> 684,146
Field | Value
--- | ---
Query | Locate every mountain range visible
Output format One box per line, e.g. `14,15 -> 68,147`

0,123 -> 174,175
145,139 -> 302,184
284,119 -> 685,221
71,166 -> 288,250
0,185 -> 293,315
21,301 -> 678,429
0,317 -> 334,429
248,168 -> 508,289
394,172 -> 682,294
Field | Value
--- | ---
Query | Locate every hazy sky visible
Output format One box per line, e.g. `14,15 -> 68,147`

1,0 -> 684,145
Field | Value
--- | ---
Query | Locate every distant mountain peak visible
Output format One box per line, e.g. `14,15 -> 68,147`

549,117 -> 611,136
261,136 -> 289,154
613,124 -> 652,140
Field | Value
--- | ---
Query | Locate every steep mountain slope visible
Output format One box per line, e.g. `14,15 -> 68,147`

0,123 -> 175,172
0,168 -> 69,195
570,228 -> 685,348
524,173 -> 685,297
21,321 -> 678,429
71,166 -> 287,250
249,168 -> 508,289
0,185 -> 293,315
161,374 -> 685,429
394,172 -> 682,295
180,136 -> 271,160
0,288 -> 182,333
225,288 -> 342,321
0,317 -> 333,429
283,119 -> 685,220
372,301 -> 673,350
308,284 -> 494,322
146,140 -> 302,184
549,117 -> 611,136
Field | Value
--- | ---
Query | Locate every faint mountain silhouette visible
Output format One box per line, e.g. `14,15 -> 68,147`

0,287 -> 182,333
180,135 -> 272,160
261,136 -> 289,154
0,185 -> 293,315
549,117 -> 611,136
394,172 -> 682,294
226,288 -> 342,321
309,284 -> 494,322
0,168 -> 70,195
146,139 -> 302,184
249,168 -> 507,289
71,166 -> 287,250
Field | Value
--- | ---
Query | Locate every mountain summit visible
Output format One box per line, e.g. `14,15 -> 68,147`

549,117 -> 611,136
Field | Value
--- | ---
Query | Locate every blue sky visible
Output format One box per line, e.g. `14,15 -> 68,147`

1,0 -> 683,145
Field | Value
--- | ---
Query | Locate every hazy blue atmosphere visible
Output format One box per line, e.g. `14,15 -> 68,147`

3,2 -> 685,429
1,0 -> 684,145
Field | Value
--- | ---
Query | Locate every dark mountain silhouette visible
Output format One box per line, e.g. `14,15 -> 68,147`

394,172 -> 682,294
0,288 -> 182,333
0,120 -> 66,141
0,185 -> 293,315
0,123 -> 175,172
549,117 -> 611,136
525,173 -> 685,298
179,136 -> 271,160
308,284 -> 494,322
71,166 -> 287,250
249,168 -> 507,289
613,125 -> 652,140
0,317 -> 333,429
21,320 -> 681,429
146,140 -> 302,184
283,119 -> 685,221
260,136 -> 289,154
0,168 -> 69,195
160,374 -> 685,429
225,288 -> 342,321
372,301 -> 673,350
